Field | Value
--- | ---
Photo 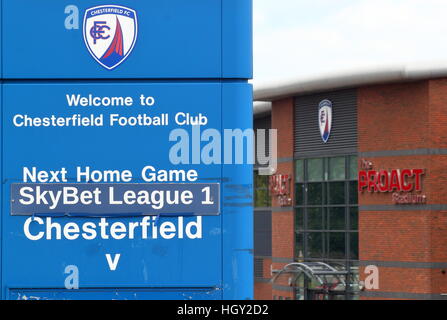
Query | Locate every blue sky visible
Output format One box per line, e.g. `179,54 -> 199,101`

253,0 -> 447,84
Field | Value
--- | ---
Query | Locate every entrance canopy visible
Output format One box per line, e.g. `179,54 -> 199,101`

272,262 -> 349,290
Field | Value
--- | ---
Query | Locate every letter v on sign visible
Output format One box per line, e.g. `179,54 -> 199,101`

105,254 -> 121,271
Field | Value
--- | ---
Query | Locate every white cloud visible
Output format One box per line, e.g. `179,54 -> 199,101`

253,0 -> 447,84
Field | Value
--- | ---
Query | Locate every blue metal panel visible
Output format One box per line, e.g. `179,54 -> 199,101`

3,0 -> 251,79
1,81 -> 253,300
0,2 -> 2,79
2,82 -> 224,297
222,0 -> 253,79
222,82 -> 254,300
9,288 -> 221,300
0,84 -> 2,297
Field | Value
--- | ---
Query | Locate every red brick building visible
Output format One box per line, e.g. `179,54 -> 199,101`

252,65 -> 447,300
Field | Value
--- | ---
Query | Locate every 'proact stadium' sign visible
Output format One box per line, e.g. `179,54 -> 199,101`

358,159 -> 427,205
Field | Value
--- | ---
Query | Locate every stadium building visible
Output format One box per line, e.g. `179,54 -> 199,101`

252,64 -> 447,300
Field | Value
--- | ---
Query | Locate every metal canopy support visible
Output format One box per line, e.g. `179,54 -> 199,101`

271,262 -> 348,289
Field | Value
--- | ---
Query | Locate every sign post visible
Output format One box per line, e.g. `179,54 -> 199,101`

1,0 -> 253,300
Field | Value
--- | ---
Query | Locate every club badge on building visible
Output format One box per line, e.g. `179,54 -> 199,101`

83,5 -> 138,70
318,99 -> 333,143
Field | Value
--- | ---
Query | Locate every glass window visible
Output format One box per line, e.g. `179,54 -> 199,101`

255,174 -> 269,189
307,183 -> 323,205
307,232 -> 324,258
328,182 -> 345,205
294,155 -> 359,300
307,207 -> 323,230
254,173 -> 271,208
328,232 -> 346,259
295,209 -> 304,231
349,181 -> 358,205
295,232 -> 304,260
307,158 -> 323,182
349,233 -> 359,260
329,157 -> 345,181
349,156 -> 358,180
296,160 -> 304,182
329,207 -> 345,230
349,207 -> 358,231
255,188 -> 270,207
295,183 -> 305,206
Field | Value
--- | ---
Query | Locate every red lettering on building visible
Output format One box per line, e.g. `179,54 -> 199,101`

358,160 -> 427,205
269,174 -> 292,207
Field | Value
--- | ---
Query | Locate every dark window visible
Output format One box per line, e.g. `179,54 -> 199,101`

295,183 -> 305,206
307,183 -> 323,205
307,232 -> 324,258
295,231 -> 304,260
295,209 -> 304,231
349,181 -> 358,204
349,233 -> 359,260
328,232 -> 346,259
294,156 -> 359,300
328,182 -> 345,205
328,207 -> 345,230
307,207 -> 323,230
254,210 -> 272,257
349,207 -> 358,231
253,171 -> 272,261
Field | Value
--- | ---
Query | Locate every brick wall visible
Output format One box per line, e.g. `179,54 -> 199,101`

358,79 -> 447,300
272,98 -> 295,160
358,81 -> 429,151
254,97 -> 295,300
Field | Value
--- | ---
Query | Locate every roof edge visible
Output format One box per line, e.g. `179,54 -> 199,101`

253,101 -> 272,118
253,62 -> 447,102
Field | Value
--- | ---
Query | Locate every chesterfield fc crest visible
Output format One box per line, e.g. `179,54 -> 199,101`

318,99 -> 333,143
84,5 -> 138,70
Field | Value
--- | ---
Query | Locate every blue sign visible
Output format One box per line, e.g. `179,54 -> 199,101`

0,0 -> 253,301
2,0 -> 253,79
